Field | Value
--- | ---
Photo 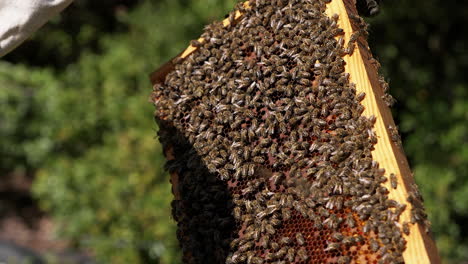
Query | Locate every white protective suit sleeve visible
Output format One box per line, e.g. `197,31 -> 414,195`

0,0 -> 73,57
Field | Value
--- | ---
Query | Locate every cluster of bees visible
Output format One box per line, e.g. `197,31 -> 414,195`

153,0 -> 430,263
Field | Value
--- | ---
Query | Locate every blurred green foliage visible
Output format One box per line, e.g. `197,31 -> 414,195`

0,0 -> 466,263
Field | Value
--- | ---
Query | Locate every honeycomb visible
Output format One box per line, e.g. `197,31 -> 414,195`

152,0 -> 429,263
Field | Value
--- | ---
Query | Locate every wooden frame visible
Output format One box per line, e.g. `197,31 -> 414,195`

150,1 -> 441,263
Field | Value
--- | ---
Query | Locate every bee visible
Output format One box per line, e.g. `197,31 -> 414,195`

388,125 -> 402,144
332,232 -> 344,241
312,217 -> 323,230
264,252 -> 275,262
251,229 -> 261,241
390,173 -> 398,189
233,206 -> 242,220
270,242 -> 280,250
297,247 -> 308,261
282,208 -> 291,221
378,245 -> 391,256
354,235 -> 364,243
306,209 -> 317,220
342,236 -> 356,246
238,241 -> 253,252
368,238 -> 379,252
265,224 -> 275,235
279,236 -> 291,245
155,1 -> 421,260
251,257 -> 264,264
281,247 -> 294,261
363,220 -> 372,233
295,232 -> 305,245
355,92 -> 366,102
293,201 -> 308,217
381,253 -> 395,264
323,214 -> 339,229
228,252 -> 245,264
261,235 -> 270,249
411,207 -> 427,223
275,247 -> 287,258
248,163 -> 256,176
382,93 -> 397,107
270,218 -> 281,227
337,256 -> 351,264
345,41 -> 356,55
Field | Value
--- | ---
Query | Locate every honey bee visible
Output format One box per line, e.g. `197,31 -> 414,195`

382,93 -> 397,107
280,236 -> 291,245
337,256 -> 351,264
390,173 -> 398,189
286,248 -> 296,263
332,232 -> 344,241
155,1 -> 414,260
297,247 -> 308,261
282,208 -> 291,221
275,247 -> 287,258
251,257 -> 264,264
325,242 -> 341,251
238,241 -> 253,252
295,232 -> 305,245
270,242 -> 280,250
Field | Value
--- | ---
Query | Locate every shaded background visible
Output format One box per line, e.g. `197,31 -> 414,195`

0,0 -> 466,263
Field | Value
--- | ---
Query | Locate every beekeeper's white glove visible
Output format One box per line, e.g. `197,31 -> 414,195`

0,0 -> 73,57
